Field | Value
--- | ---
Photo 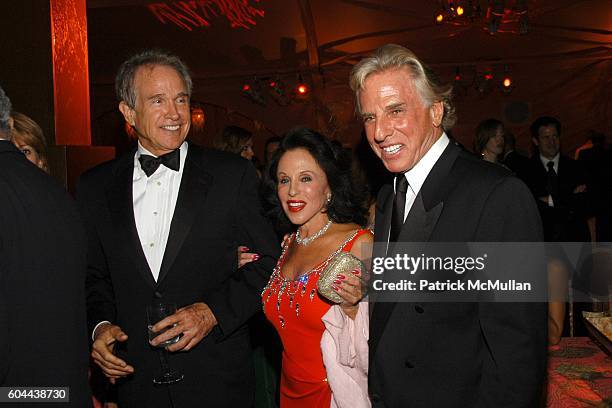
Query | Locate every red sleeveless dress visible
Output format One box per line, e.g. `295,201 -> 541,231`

262,229 -> 371,407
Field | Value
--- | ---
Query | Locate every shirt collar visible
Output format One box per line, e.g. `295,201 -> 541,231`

133,140 -> 188,180
397,132 -> 449,196
539,153 -> 559,170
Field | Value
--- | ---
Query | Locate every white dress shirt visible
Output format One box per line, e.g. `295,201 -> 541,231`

92,141 -> 188,339
134,141 -> 188,281
539,153 -> 559,207
387,133 -> 449,245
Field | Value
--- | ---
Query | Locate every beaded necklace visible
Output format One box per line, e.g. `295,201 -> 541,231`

262,230 -> 359,328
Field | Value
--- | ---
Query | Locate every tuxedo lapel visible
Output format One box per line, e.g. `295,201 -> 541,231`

373,184 -> 393,254
370,142 -> 458,355
106,153 -> 156,289
157,146 -> 212,284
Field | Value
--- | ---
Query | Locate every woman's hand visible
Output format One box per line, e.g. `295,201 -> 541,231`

333,268 -> 365,320
237,246 -> 259,268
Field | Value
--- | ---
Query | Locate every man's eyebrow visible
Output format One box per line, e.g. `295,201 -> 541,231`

175,91 -> 189,98
146,93 -> 165,101
385,102 -> 406,111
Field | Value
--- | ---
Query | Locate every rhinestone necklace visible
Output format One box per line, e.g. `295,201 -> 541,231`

295,220 -> 333,246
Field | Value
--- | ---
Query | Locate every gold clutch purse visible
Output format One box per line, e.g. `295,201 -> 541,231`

317,252 -> 365,303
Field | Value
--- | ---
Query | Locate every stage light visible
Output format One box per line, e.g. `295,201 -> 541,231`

457,6 -> 464,16
436,13 -> 444,24
242,80 -> 265,105
503,77 -> 511,88
297,84 -> 309,95
484,72 -> 493,81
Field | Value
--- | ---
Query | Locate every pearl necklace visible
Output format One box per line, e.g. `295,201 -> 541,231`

295,220 -> 333,246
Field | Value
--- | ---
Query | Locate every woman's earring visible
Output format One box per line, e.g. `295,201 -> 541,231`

326,194 -> 332,205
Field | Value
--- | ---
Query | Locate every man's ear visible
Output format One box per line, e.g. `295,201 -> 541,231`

119,101 -> 135,126
430,101 -> 444,128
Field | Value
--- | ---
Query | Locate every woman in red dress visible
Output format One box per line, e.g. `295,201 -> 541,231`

261,128 -> 373,407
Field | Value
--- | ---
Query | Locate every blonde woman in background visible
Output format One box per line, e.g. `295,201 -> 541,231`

11,111 -> 48,172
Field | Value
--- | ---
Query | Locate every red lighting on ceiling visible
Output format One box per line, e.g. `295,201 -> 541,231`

147,0 -> 264,31
269,81 -> 277,88
455,74 -> 461,81
243,84 -> 251,91
484,73 -> 494,80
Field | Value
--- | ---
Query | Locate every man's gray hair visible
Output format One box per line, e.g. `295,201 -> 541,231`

350,44 -> 456,130
115,50 -> 192,108
0,86 -> 12,135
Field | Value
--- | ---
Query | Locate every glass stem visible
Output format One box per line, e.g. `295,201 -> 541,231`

158,348 -> 171,375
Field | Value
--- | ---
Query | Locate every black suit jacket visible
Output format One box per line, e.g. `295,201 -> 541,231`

369,142 -> 547,408
0,141 -> 91,407
524,155 -> 590,242
77,144 -> 280,408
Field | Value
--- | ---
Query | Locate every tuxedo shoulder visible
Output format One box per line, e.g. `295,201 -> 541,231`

456,149 -> 513,181
77,152 -> 134,197
79,153 -> 130,183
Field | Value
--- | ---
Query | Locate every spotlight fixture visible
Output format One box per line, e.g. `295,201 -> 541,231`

268,78 -> 284,95
501,65 -> 513,93
242,79 -> 265,105
456,6 -> 464,16
297,84 -> 309,95
435,12 -> 444,24
267,77 -> 290,106
477,70 -> 494,94
295,74 -> 311,100
487,0 -> 505,34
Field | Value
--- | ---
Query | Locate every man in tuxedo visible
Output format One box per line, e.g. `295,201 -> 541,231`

0,87 -> 91,406
77,51 -> 279,407
350,45 -> 547,407
525,116 -> 591,242
502,131 -> 531,183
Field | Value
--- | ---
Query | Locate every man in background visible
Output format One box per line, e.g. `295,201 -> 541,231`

0,86 -> 91,406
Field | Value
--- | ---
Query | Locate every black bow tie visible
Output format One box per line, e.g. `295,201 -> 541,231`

138,149 -> 180,177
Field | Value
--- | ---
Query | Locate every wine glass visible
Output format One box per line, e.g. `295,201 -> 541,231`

146,302 -> 184,384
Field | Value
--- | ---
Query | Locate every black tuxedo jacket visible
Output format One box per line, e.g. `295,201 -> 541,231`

0,141 -> 91,407
524,155 -> 590,242
369,142 -> 547,408
77,144 -> 280,408
502,150 -> 531,183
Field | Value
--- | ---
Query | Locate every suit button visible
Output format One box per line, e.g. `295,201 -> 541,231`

154,291 -> 163,299
405,360 -> 415,368
369,393 -> 381,402
414,305 -> 424,313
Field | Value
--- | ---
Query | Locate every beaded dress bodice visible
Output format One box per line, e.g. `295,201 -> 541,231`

262,229 -> 369,407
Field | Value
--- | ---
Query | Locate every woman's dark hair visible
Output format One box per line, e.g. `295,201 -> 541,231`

214,125 -> 252,155
262,127 -> 369,228
474,118 -> 504,154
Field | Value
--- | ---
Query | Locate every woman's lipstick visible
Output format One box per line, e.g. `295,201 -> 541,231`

287,200 -> 306,213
